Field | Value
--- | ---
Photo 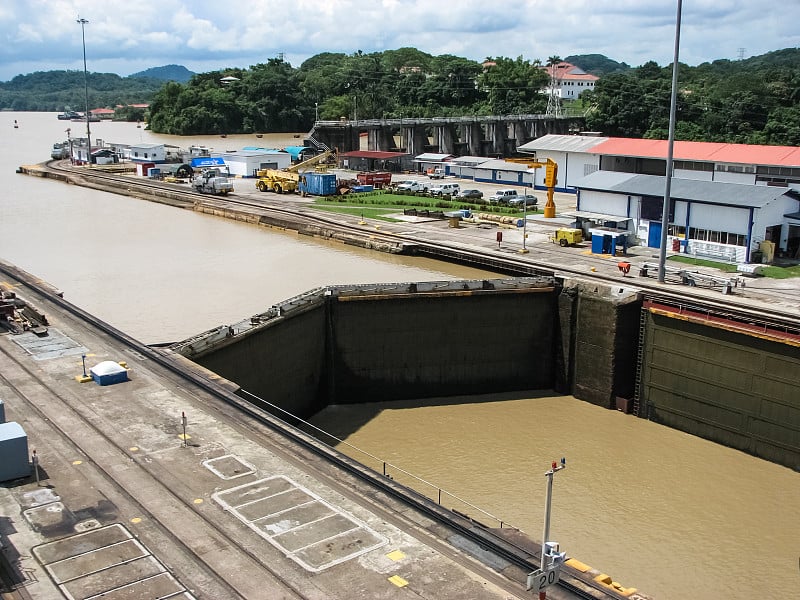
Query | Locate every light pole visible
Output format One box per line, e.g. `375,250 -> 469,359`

658,0 -> 683,282
77,17 -> 91,166
520,184 -> 532,254
527,458 -> 567,598
315,102 -> 319,123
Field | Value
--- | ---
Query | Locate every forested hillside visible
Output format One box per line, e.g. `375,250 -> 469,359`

147,50 -> 550,134
582,48 -> 800,145
3,47 -> 799,146
0,70 -> 162,112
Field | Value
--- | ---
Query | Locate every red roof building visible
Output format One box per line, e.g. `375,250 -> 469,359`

543,62 -> 599,100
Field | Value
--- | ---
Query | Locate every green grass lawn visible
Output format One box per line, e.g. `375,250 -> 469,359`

668,255 -> 800,278
312,192 -> 534,219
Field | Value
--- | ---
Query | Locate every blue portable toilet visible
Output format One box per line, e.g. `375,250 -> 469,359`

591,234 -> 604,254
0,422 -> 30,481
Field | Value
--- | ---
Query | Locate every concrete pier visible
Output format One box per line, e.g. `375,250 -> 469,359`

0,262 -> 619,599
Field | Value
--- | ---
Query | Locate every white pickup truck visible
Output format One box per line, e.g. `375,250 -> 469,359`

396,180 -> 429,192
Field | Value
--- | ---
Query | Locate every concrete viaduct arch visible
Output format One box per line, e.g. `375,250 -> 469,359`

307,114 -> 585,158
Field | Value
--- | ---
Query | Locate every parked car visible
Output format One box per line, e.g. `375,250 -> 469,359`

488,189 -> 519,204
454,189 -> 483,200
508,194 -> 538,207
396,180 -> 428,192
429,183 -> 461,196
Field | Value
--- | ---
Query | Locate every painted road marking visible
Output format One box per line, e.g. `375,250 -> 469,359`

202,454 -> 256,480
213,475 -> 387,572
32,523 -> 194,600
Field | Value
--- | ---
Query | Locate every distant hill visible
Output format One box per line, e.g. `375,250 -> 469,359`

565,54 -> 631,76
129,64 -> 194,83
0,70 -> 163,111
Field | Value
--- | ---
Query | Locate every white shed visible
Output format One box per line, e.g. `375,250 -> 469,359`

447,156 -> 493,179
473,159 -> 534,187
219,150 -> 292,178
129,143 -> 182,164
517,134 -> 608,193
413,153 -> 454,174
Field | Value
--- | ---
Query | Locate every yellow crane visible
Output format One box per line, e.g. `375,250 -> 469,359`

505,157 -> 559,218
256,149 -> 336,194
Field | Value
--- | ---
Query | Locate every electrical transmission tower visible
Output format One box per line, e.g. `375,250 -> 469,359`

545,64 -> 562,118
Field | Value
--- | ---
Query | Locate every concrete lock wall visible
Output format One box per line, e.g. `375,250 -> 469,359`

188,279 -> 799,467
198,305 -> 328,418
558,282 -> 640,408
328,291 -> 556,404
641,312 -> 800,470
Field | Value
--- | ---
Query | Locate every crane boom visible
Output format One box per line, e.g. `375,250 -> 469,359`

506,157 -> 559,218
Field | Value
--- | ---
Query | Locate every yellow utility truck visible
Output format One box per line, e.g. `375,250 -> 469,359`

551,228 -> 583,247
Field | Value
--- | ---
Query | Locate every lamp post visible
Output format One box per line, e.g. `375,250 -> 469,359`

315,102 -> 319,123
657,0 -> 683,282
77,17 -> 91,166
527,458 -> 567,598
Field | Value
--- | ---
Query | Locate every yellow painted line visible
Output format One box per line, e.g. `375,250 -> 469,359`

178,434 -> 191,440
388,575 -> 408,588
72,460 -> 83,465
386,550 -> 405,562
193,498 -> 204,505
129,447 -> 139,452
130,517 -> 142,524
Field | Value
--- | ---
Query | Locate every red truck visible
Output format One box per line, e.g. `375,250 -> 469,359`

356,171 -> 392,189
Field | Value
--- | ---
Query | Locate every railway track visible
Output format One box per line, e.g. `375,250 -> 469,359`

0,327 -> 308,599
0,261 -> 611,599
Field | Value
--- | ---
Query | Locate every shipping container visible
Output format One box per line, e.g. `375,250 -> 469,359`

299,172 -> 337,196
356,171 -> 392,188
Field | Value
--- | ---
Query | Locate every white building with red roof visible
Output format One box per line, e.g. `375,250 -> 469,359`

544,62 -> 599,100
518,134 -> 800,262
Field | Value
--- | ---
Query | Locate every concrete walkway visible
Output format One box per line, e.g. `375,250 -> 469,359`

0,268 -> 547,600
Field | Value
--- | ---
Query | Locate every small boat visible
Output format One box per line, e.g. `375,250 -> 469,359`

293,134 -> 300,138
255,134 -> 263,138
220,134 -> 227,138
58,109 -> 82,120
13,120 -> 18,129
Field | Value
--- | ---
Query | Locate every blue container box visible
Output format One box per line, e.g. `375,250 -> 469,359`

298,172 -> 337,196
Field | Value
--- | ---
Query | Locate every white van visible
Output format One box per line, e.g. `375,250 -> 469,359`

488,189 -> 519,204
429,183 -> 461,196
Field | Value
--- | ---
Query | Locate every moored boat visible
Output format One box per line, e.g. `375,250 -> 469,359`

58,109 -> 82,120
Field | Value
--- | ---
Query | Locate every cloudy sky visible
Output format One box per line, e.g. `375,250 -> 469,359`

1,0 -> 797,81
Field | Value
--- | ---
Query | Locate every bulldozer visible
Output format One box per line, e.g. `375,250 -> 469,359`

255,149 -> 336,195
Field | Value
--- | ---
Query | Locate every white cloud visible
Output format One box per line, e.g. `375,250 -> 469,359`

0,0 -> 798,80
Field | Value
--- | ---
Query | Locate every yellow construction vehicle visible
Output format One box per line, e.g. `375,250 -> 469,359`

255,149 -> 336,194
506,157 -> 558,218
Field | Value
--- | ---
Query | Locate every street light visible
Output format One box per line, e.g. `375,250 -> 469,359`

77,17 -> 91,166
657,0 -> 683,282
527,458 -> 567,599
315,102 -> 319,123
